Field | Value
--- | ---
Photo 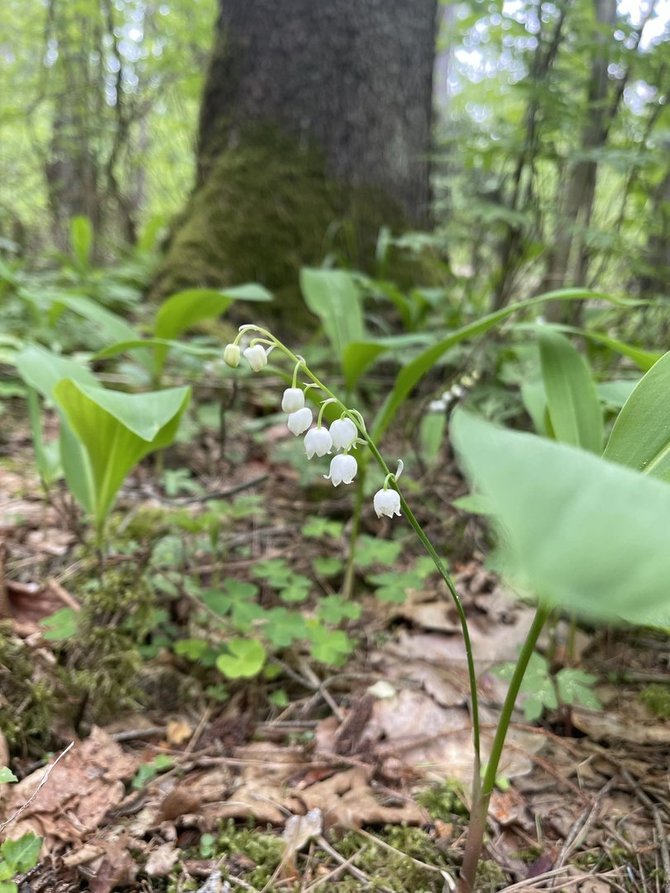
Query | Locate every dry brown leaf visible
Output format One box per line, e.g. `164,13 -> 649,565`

145,841 -> 180,877
3,726 -> 139,848
166,719 -> 193,746
571,706 -> 670,745
86,834 -> 138,893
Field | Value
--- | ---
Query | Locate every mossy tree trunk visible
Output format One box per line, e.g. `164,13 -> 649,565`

153,0 -> 438,308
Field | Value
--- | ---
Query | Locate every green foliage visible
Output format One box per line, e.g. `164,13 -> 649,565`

216,639 -> 267,679
452,409 -> 670,628
538,328 -> 603,452
132,754 -> 175,790
604,351 -> 670,482
496,654 -> 600,722
54,380 -> 190,538
0,834 -> 42,892
0,767 -> 17,784
300,269 -> 365,361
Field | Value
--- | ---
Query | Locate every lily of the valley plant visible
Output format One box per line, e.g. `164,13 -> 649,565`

223,324 -> 503,893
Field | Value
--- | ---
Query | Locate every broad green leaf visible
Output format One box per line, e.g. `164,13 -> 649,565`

371,289 -> 618,441
93,338 -> 220,361
300,269 -> 365,360
341,333 -> 432,392
216,639 -> 266,678
50,295 -> 138,345
70,215 -> 93,270
451,410 -> 670,627
555,669 -> 601,710
603,351 -> 670,481
153,285 -> 271,375
53,380 -> 190,526
0,767 -> 16,784
26,387 -> 60,486
15,345 -> 97,399
59,419 -> 94,513
154,285 -> 271,340
597,380 -> 638,409
556,326 -> 661,372
1,833 -> 41,873
538,329 -> 603,452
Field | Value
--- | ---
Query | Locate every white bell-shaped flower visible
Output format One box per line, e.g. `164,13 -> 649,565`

304,426 -> 332,459
281,388 -> 305,413
243,344 -> 268,372
223,343 -> 241,367
287,407 -> 313,436
324,453 -> 357,486
373,488 -> 401,519
329,417 -> 358,451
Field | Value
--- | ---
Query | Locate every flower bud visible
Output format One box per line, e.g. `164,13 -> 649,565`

282,387 -> 305,413
329,417 -> 358,451
373,488 -> 401,519
243,344 -> 268,372
304,426 -> 332,459
287,407 -> 313,436
223,343 -> 241,368
324,453 -> 357,486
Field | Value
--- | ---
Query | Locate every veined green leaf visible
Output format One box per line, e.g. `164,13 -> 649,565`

551,325 -> 661,372
341,333 -> 432,392
93,338 -> 220,361
538,328 -> 603,452
603,351 -> 670,482
53,380 -> 190,527
152,284 -> 271,375
300,269 -> 365,360
154,285 -> 271,341
371,289 -> 619,441
15,345 -> 98,398
451,410 -> 670,628
50,294 -> 138,345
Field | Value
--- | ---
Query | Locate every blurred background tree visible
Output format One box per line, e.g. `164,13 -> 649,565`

0,0 -> 668,319
151,0 -> 438,304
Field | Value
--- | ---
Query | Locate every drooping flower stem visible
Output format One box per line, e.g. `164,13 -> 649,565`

457,603 -> 551,893
235,325 -> 482,780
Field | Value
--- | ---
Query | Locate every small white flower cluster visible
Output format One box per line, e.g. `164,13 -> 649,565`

281,387 -> 359,486
224,336 -> 402,519
427,372 -> 479,413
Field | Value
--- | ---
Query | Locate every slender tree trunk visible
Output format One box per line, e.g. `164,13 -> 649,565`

153,0 -> 438,307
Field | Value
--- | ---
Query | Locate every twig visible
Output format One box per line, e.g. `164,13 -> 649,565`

552,777 -> 615,880
46,578 -> 81,611
166,475 -> 268,505
0,741 -> 74,833
623,769 -> 670,893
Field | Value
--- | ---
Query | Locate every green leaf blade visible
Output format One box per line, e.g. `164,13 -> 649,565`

538,328 -> 603,452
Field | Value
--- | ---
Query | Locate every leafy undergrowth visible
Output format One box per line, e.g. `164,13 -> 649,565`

0,389 -> 668,893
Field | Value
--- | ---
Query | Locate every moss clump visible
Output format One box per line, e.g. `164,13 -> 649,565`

150,128 -> 409,322
0,624 -> 59,753
641,683 -> 670,719
417,781 -> 469,822
61,566 -> 157,728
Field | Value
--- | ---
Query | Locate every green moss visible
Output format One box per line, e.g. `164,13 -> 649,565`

151,128 -> 408,320
417,781 -> 470,821
61,567 -> 158,727
0,624 -> 59,753
641,683 -> 670,719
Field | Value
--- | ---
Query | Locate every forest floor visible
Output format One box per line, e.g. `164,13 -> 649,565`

1,383 -> 669,893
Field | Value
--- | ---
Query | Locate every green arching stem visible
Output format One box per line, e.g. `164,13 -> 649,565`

235,324 -> 482,781
457,603 -> 551,893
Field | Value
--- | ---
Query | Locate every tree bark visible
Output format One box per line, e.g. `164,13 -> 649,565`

153,0 -> 438,306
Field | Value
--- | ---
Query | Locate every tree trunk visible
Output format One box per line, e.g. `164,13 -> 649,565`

542,0 -> 617,321
152,0 -> 438,308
